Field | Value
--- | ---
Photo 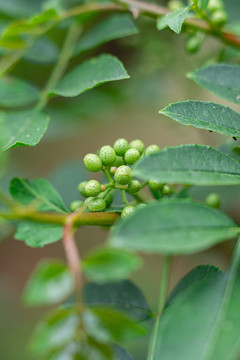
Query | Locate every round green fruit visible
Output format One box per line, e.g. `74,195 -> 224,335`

99,145 -> 116,166
85,180 -> 101,197
87,198 -> 106,212
162,185 -> 171,195
130,139 -> 145,155
211,9 -> 227,26
84,154 -> 102,172
121,205 -> 136,219
145,144 -> 160,156
69,200 -> 84,212
113,138 -> 129,156
113,155 -> 125,167
114,165 -> 132,185
206,193 -> 220,208
77,181 -> 88,198
105,191 -> 113,207
124,148 -> 140,165
128,180 -> 141,194
149,180 -> 163,192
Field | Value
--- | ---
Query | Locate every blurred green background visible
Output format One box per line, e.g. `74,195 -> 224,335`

0,0 -> 240,358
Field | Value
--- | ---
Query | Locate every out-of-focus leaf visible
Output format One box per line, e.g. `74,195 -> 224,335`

84,280 -> 152,321
0,110 -> 49,152
160,101 -> 240,138
0,77 -> 40,107
30,308 -> 80,356
199,0 -> 209,9
82,247 -> 142,283
0,0 -> 41,17
24,37 -> 59,63
114,345 -> 134,360
14,222 -> 63,247
157,6 -> 191,34
133,145 -> 240,185
83,307 -> 147,344
23,260 -> 74,306
149,241 -> 240,360
10,177 -> 68,213
75,14 -> 138,55
109,199 -> 239,254
52,54 -> 129,97
188,64 -> 240,104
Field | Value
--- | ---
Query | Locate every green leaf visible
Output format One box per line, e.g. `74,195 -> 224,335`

52,54 -> 129,97
149,240 -> 240,360
30,308 -> 80,355
157,6 -> 191,34
14,222 -> 63,247
83,307 -> 147,344
23,260 -> 74,306
84,280 -> 151,321
114,345 -> 134,360
188,64 -> 240,104
82,247 -> 142,283
10,177 -> 68,213
133,145 -> 240,185
24,37 -> 59,64
75,14 -> 138,55
160,100 -> 240,138
0,109 -> 49,152
0,0 -> 41,17
199,0 -> 209,10
109,199 -> 239,254
0,77 -> 40,107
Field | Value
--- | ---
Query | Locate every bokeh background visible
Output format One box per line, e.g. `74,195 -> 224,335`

0,0 -> 240,358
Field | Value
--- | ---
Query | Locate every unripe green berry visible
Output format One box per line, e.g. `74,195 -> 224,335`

77,181 -> 88,197
121,205 -> 135,219
208,0 -> 224,12
162,185 -> 171,195
84,197 -> 94,206
206,193 -> 220,208
168,0 -> 183,11
186,35 -> 201,54
211,9 -> 227,26
113,138 -> 129,156
88,198 -> 106,212
99,145 -> 116,166
113,156 -> 125,167
130,139 -> 145,155
145,144 -> 160,156
124,148 -> 140,165
84,153 -> 102,172
128,180 -> 141,194
114,165 -> 132,185
85,180 -> 101,197
137,203 -> 147,210
105,191 -> 113,207
149,180 -> 164,192
110,166 -> 117,175
69,200 -> 84,212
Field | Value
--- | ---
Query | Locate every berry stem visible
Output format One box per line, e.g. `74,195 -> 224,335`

121,190 -> 129,205
103,168 -> 113,182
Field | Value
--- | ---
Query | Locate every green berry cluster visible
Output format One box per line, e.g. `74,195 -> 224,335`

69,138 -> 166,216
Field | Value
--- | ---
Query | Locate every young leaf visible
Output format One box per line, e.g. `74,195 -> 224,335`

84,280 -> 152,321
0,77 -> 40,107
82,247 -> 142,283
149,239 -> 240,360
0,109 -> 49,152
160,100 -> 240,138
83,307 -> 147,344
109,199 -> 239,254
23,260 -> 74,306
157,6 -> 191,34
188,64 -> 240,104
133,145 -> 240,185
14,222 -> 63,247
30,308 -> 80,355
75,14 -> 138,55
10,177 -> 69,213
52,54 -> 129,97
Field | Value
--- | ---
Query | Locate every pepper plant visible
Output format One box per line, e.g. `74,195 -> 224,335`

1,0 -> 240,359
